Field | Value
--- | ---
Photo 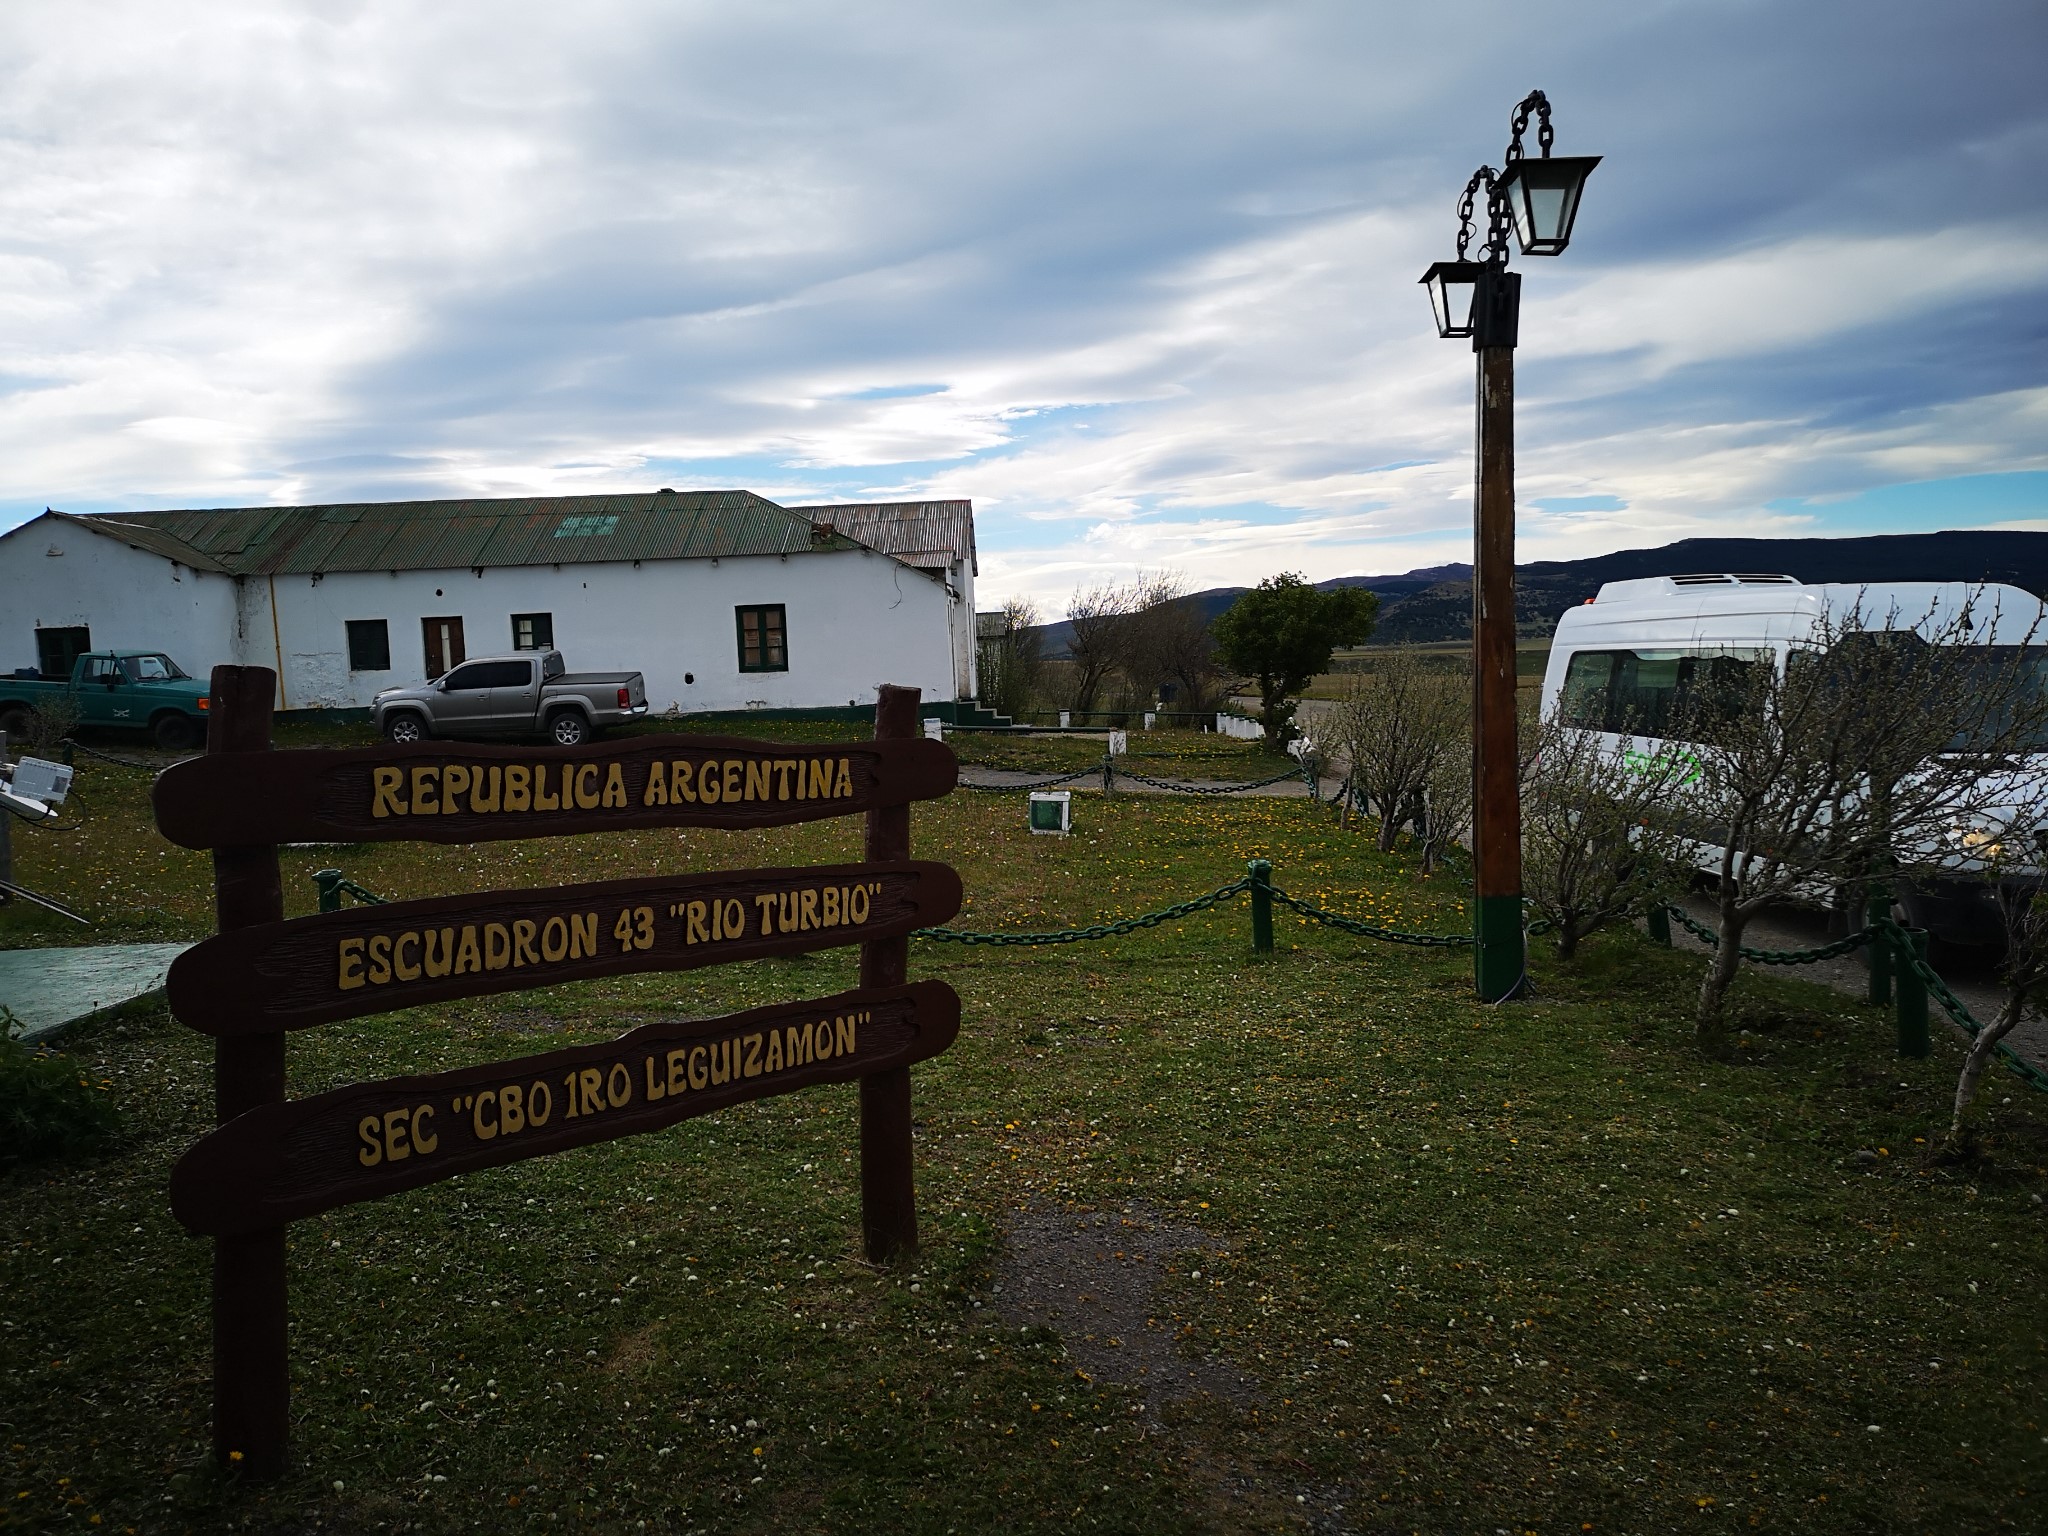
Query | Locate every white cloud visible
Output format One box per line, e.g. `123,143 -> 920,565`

0,0 -> 2040,616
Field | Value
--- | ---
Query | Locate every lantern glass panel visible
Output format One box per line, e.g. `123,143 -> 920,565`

1498,156 -> 1599,256
1419,260 -> 1484,339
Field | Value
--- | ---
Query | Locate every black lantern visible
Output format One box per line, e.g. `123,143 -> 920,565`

1419,259 -> 1487,339
1493,154 -> 1599,256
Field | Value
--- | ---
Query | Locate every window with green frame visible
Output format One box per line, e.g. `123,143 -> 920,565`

735,605 -> 789,672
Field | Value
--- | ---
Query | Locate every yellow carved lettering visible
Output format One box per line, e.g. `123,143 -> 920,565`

505,764 -> 531,812
672,760 -> 695,802
371,767 -> 406,818
384,1108 -> 411,1162
745,760 -> 769,801
834,758 -> 852,797
472,1089 -> 498,1140
455,926 -> 483,974
512,919 -> 538,967
799,888 -> 818,931
836,1013 -> 857,1055
642,764 -> 669,806
534,763 -> 560,811
337,937 -> 366,990
393,931 -> 421,982
424,928 -> 454,977
442,763 -> 470,813
358,1115 -> 383,1166
472,765 -> 501,813
688,1045 -> 708,1091
602,762 -> 626,808
541,916 -> 568,962
570,912 -> 596,958
484,923 -> 512,970
411,765 -> 439,815
765,1030 -> 783,1074
822,886 -> 841,926
501,1084 -> 525,1134
574,763 -> 600,810
807,758 -> 831,798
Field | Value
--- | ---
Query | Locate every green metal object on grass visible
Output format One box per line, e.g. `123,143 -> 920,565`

1473,894 -> 1525,1002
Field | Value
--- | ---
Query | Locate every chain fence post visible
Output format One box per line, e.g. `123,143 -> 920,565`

1895,926 -> 1930,1059
313,869 -> 343,913
1866,894 -> 1892,1006
1248,859 -> 1273,952
1646,905 -> 1671,947
1102,752 -> 1114,796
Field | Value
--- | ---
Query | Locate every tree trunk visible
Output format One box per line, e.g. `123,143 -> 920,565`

1695,902 -> 1749,1049
1376,812 -> 1401,853
1556,922 -> 1579,961
1947,989 -> 2026,1149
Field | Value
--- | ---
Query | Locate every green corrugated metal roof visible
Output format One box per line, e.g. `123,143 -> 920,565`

74,490 -> 863,575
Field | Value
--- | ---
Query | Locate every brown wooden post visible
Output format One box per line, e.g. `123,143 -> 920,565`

206,665 -> 290,1476
1471,316 -> 1527,1002
860,684 -> 920,1262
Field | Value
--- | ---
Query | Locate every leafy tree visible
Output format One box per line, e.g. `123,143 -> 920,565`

1212,574 -> 1378,744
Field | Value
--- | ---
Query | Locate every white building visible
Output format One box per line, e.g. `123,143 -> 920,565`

0,490 -> 983,719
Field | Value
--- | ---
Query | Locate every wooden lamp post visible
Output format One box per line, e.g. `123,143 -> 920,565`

1419,90 -> 1598,1003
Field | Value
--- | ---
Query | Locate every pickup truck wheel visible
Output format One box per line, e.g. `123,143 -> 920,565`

0,706 -> 28,742
153,713 -> 200,751
545,710 -> 589,747
383,712 -> 429,745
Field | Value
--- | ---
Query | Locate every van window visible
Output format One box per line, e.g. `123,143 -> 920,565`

1556,648 -> 1767,740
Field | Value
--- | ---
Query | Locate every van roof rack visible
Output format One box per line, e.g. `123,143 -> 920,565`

1666,572 -> 1799,587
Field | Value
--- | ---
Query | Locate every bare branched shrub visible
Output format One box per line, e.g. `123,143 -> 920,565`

1948,887 -> 2048,1152
1124,575 -> 1224,717
1335,650 -> 1467,853
1064,582 -> 1137,716
1415,723 -> 1472,876
1521,712 -> 1692,959
1665,593 -> 2048,1046
19,697 -> 81,759
977,598 -> 1045,718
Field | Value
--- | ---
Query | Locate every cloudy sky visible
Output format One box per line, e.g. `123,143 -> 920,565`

1,1 -> 2043,609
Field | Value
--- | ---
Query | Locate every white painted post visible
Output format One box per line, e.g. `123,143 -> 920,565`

1108,729 -> 1127,756
1058,711 -> 1070,729
1142,712 -> 1156,730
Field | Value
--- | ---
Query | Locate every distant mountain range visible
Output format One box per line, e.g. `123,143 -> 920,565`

1024,529 -> 2048,653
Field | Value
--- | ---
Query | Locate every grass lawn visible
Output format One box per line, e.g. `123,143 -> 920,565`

1,725 -> 2043,1534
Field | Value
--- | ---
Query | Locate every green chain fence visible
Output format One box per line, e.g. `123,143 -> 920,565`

956,753 -> 1324,799
1655,899 -> 2047,1094
294,863 -> 2046,1096
313,869 -> 389,911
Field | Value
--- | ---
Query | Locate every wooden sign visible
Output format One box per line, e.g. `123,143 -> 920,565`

151,733 -> 956,849
170,981 -> 959,1238
167,860 -> 960,1035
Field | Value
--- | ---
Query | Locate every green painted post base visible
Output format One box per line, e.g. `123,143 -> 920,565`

1867,894 -> 1892,1007
1474,893 -> 1526,1003
1248,859 -> 1274,953
1895,927 -> 1930,1059
1646,906 -> 1672,946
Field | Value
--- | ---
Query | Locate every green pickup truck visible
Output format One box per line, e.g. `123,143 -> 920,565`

1,650 -> 212,750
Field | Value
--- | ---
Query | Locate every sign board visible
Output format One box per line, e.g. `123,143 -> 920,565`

151,734 -> 956,848
11,757 -> 73,806
921,718 -> 944,741
168,860 -> 962,1035
172,982 -> 958,1237
1108,730 -> 1127,756
158,668 -> 961,1479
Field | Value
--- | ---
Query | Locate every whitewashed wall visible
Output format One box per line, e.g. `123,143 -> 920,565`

0,515 -> 240,680
1,517 -> 963,715
270,545 -> 961,712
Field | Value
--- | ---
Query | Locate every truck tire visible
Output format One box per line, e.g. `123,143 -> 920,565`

383,711 -> 429,745
153,713 -> 200,751
545,709 -> 589,747
0,705 -> 28,743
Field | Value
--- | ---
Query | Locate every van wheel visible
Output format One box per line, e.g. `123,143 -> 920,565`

153,713 -> 200,751
546,710 -> 589,747
383,712 -> 428,745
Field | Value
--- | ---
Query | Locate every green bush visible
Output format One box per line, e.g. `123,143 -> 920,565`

0,1015 -> 119,1166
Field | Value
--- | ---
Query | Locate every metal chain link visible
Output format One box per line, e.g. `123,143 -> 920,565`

955,763 -> 1103,792
1662,902 -> 1877,965
1113,763 -> 1311,795
58,738 -> 199,771
916,876 -> 1253,946
1874,917 -> 2048,1094
1264,884 -> 1475,948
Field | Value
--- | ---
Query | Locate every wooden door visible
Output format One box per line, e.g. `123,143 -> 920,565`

421,617 -> 466,679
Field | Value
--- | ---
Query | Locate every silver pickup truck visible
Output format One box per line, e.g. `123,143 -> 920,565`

372,650 -> 647,746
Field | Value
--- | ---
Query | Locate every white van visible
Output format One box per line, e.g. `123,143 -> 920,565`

1537,573 -> 2047,948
